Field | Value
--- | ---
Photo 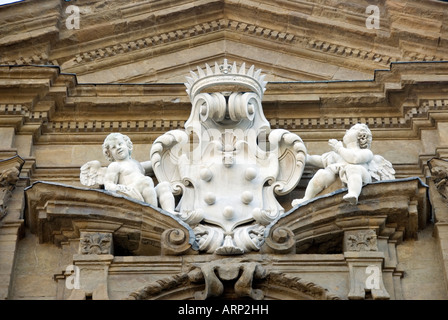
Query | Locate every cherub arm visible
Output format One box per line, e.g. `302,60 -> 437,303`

140,160 -> 154,176
103,162 -> 129,193
328,139 -> 373,164
306,154 -> 324,168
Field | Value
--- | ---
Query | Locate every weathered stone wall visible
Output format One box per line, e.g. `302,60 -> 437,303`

397,225 -> 448,300
9,231 -> 61,300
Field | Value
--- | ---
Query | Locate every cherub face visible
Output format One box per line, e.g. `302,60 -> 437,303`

343,124 -> 372,149
107,137 -> 130,161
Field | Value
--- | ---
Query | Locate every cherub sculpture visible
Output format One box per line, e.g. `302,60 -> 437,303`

292,123 -> 395,206
80,133 -> 174,212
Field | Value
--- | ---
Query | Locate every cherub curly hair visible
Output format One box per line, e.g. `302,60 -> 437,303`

353,123 -> 372,149
102,133 -> 133,162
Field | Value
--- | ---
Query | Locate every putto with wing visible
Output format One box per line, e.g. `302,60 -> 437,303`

292,123 -> 395,206
80,132 -> 174,212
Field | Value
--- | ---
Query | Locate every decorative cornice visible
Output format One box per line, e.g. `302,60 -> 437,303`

302,37 -> 395,66
0,63 -> 445,149
266,272 -> 341,300
65,19 -> 297,67
39,98 -> 447,137
0,104 -> 49,123
57,16 -> 446,72
1,53 -> 57,67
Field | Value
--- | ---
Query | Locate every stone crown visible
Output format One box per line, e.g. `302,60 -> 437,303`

184,59 -> 268,101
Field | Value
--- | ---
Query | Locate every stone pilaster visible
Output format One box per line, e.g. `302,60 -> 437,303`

343,229 -> 390,300
65,231 -> 114,300
0,155 -> 25,300
67,253 -> 114,300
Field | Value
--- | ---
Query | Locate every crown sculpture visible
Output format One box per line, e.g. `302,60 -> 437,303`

149,59 -> 307,254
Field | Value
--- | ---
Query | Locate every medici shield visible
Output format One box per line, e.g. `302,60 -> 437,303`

150,60 -> 307,254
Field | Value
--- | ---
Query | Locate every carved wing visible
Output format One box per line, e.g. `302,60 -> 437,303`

149,130 -> 189,195
268,129 -> 307,196
80,160 -> 107,186
368,154 -> 395,181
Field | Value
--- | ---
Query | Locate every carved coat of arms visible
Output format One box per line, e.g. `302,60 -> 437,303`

150,60 -> 307,254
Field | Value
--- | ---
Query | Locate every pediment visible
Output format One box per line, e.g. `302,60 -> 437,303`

56,22 -> 377,84
24,177 -> 428,257
24,181 -> 197,256
263,177 -> 429,254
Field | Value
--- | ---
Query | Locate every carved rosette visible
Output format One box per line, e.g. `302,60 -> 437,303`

80,232 -> 113,255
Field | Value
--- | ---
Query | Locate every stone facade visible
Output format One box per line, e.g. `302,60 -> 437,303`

1,0 -> 448,301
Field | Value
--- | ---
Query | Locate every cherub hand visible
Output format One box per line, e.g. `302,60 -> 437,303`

116,184 -> 132,194
328,139 -> 343,152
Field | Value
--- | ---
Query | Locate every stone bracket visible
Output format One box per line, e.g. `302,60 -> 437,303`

189,259 -> 267,300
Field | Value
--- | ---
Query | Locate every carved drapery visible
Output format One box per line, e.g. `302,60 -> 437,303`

127,259 -> 340,300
